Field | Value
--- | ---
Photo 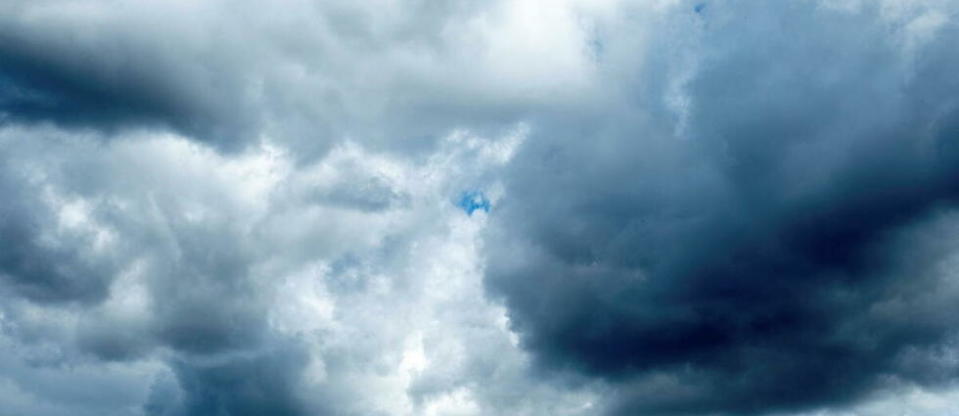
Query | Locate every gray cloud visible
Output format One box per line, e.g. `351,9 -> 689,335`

486,1 -> 959,415
0,0 -> 550,156
2,1 -> 959,416
0,120 -> 590,416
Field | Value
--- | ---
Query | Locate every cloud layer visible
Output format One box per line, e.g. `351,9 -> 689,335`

2,1 -> 959,416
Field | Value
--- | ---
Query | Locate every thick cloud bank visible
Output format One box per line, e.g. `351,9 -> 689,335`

1,1 -> 959,416
487,1 -> 959,415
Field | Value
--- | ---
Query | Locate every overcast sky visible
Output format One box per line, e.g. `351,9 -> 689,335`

2,1 -> 959,415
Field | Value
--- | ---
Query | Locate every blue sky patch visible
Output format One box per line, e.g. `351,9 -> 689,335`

457,191 -> 491,215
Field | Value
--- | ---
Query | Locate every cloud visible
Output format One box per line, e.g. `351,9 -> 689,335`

1,1 -> 959,416
0,121 -> 600,416
486,1 -> 959,414
0,0 -> 598,155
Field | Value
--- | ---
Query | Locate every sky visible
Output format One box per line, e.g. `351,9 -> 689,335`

1,1 -> 959,415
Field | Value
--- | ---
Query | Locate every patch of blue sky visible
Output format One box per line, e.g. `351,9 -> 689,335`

457,191 -> 491,215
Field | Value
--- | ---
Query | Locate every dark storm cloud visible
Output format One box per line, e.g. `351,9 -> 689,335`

157,344 -> 311,416
0,6 -> 257,149
487,2 -> 959,415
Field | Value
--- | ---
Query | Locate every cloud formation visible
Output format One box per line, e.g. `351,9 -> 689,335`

487,1 -> 959,414
1,1 -> 959,416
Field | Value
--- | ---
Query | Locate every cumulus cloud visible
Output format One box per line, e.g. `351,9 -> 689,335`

486,0 -> 959,414
0,0 -> 601,154
1,1 -> 959,416
0,121 -> 599,416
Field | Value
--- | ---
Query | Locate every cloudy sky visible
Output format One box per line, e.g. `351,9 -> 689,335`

2,1 -> 959,415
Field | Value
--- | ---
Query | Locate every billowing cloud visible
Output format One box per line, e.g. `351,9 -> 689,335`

0,0 -> 602,154
1,1 -> 959,416
486,1 -> 959,415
